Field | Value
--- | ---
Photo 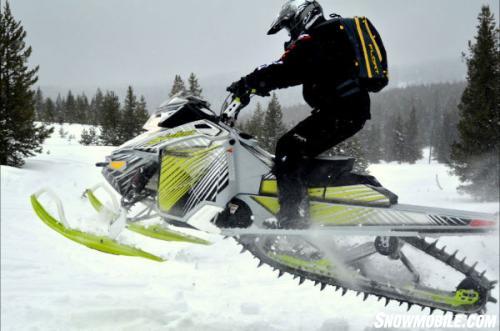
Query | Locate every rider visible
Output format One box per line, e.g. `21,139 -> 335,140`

227,0 -> 371,228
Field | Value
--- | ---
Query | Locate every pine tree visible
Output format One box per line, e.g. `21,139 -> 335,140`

99,91 -> 122,146
43,97 -> 56,123
261,93 -> 287,152
34,87 -> 44,121
403,105 -> 422,163
119,86 -> 138,141
187,73 -> 203,97
64,90 -> 76,123
450,6 -> 500,200
169,75 -> 187,97
55,94 -> 64,124
390,114 -> 406,163
434,108 -> 459,163
134,96 -> 149,133
381,116 -> 395,161
75,94 -> 89,124
90,88 -> 104,125
0,2 -> 53,167
360,123 -> 383,163
245,102 -> 265,139
79,127 -> 98,145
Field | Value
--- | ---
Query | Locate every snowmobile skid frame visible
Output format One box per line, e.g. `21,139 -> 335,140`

234,234 -> 498,316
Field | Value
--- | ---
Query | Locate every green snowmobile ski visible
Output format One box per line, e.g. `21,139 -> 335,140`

31,189 -> 164,262
31,183 -> 211,262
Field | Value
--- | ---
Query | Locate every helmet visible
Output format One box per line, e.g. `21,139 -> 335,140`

267,0 -> 324,39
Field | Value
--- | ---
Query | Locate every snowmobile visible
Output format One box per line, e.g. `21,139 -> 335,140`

31,93 -> 498,316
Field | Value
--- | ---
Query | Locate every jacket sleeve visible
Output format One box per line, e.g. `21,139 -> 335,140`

244,35 -> 315,94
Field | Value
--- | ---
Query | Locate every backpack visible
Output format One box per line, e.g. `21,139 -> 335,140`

333,15 -> 389,92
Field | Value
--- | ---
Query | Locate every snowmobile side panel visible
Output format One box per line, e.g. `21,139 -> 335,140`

30,193 -> 164,262
259,179 -> 391,207
157,142 -> 227,215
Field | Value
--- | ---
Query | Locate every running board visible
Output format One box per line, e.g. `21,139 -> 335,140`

392,203 -> 498,221
220,224 -> 495,238
246,195 -> 498,236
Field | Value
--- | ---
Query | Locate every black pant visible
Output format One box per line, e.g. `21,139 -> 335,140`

274,98 -> 368,219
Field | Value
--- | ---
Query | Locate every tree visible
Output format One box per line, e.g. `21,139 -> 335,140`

79,127 -> 98,145
75,93 -> 89,124
34,87 -> 44,121
261,93 -> 287,152
359,122 -> 383,163
450,6 -> 500,200
64,90 -> 76,122
169,75 -> 186,97
90,88 -> 104,125
434,107 -> 459,163
134,96 -> 149,132
244,102 -> 265,139
55,94 -> 65,124
0,2 -> 53,167
390,114 -> 406,163
187,73 -> 203,97
99,91 -> 122,146
403,105 -> 422,163
119,86 -> 138,142
43,97 -> 56,123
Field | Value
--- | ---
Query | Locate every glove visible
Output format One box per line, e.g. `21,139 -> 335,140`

227,77 -> 271,98
226,78 -> 250,97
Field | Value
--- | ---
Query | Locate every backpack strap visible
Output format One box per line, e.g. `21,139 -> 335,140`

336,79 -> 361,97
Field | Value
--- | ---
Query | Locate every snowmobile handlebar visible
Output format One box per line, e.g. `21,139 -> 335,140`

220,89 -> 256,127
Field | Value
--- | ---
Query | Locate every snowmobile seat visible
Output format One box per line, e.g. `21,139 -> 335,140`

304,157 -> 399,204
305,156 -> 354,186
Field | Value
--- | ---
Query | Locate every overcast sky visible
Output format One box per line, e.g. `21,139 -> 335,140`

7,0 -> 500,88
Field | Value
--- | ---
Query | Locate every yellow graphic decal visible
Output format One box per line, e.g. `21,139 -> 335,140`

354,17 -> 372,78
252,196 -> 280,214
368,44 -> 380,75
251,196 -> 378,225
259,180 -> 389,206
158,145 -> 221,212
363,18 -> 382,61
146,130 -> 196,146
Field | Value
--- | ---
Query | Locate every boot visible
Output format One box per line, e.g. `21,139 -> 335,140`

264,195 -> 310,229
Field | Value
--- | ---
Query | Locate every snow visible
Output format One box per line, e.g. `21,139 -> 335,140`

1,124 -> 498,331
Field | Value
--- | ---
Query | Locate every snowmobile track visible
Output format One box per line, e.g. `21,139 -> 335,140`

233,235 -> 497,316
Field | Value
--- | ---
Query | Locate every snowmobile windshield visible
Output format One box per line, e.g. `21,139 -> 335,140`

143,97 -> 186,131
143,95 -> 216,130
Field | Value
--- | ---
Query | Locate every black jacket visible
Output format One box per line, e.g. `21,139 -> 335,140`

244,19 -> 370,120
